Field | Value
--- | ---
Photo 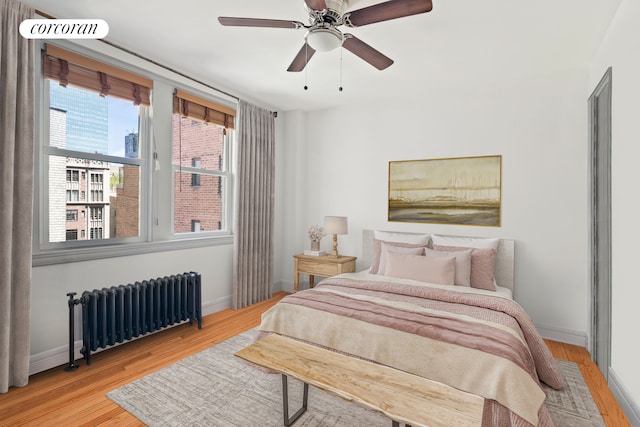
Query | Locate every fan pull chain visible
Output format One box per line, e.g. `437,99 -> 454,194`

339,44 -> 343,92
304,43 -> 309,90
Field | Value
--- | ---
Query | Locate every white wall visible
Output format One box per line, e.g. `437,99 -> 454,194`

589,0 -> 640,420
273,111 -> 308,286
277,72 -> 591,342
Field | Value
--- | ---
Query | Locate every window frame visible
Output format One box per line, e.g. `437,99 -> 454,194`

32,41 -> 236,267
170,114 -> 234,239
39,82 -> 148,250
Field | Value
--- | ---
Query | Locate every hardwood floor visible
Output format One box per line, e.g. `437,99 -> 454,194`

544,339 -> 630,426
0,291 -> 630,426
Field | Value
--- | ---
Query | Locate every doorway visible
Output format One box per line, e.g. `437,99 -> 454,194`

588,67 -> 612,380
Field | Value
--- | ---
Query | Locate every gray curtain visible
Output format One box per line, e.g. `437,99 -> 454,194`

0,0 -> 35,393
232,100 -> 275,309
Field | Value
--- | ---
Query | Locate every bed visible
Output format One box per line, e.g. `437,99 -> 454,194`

255,230 -> 564,427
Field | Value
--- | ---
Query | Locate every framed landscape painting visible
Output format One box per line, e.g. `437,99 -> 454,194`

388,155 -> 502,226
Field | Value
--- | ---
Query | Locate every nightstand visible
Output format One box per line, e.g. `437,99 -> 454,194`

293,254 -> 357,292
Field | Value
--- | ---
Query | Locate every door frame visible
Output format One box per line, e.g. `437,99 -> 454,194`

588,67 -> 612,380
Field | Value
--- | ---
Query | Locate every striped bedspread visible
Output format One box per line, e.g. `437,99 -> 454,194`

257,272 -> 564,427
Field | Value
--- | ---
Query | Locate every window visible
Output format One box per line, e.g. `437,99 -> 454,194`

191,158 -> 201,187
66,210 -> 78,221
172,90 -> 234,235
90,227 -> 103,240
40,44 -> 151,246
66,170 -> 79,182
66,190 -> 79,202
33,43 -> 236,265
90,189 -> 103,202
66,169 -> 80,202
90,206 -> 103,221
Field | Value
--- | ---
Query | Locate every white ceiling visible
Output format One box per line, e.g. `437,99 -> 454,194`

21,0 -> 618,112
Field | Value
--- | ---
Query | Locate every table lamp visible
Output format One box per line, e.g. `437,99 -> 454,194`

324,216 -> 348,258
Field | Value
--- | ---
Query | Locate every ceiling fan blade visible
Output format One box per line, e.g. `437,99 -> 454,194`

305,0 -> 328,10
345,0 -> 433,27
342,34 -> 393,70
287,43 -> 317,72
218,17 -> 302,29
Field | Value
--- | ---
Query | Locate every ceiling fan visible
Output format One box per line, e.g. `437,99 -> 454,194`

218,0 -> 433,72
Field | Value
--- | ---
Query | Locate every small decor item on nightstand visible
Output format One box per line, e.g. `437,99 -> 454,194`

305,224 -> 326,256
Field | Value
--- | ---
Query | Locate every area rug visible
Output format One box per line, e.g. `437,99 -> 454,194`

107,331 -> 604,426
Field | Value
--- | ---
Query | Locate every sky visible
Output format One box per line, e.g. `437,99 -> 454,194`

108,97 -> 139,158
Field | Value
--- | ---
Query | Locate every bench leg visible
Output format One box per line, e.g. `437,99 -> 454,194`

281,374 -> 309,426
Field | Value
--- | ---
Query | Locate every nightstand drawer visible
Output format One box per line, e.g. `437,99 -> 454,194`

297,260 -> 339,276
293,254 -> 357,292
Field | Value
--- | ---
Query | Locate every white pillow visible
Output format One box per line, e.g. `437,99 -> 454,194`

378,242 -> 425,275
369,239 -> 427,274
424,247 -> 472,286
374,230 -> 430,245
431,234 -> 499,250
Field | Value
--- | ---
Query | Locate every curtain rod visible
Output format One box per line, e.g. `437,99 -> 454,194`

34,8 -> 240,103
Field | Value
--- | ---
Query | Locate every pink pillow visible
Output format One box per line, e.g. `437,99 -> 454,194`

424,247 -> 472,287
369,239 -> 426,274
433,244 -> 497,291
378,242 -> 425,275
384,251 -> 456,286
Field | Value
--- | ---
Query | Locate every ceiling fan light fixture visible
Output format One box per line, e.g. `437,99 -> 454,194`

305,27 -> 343,52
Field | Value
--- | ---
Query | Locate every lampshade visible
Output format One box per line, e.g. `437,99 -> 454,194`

324,216 -> 348,235
305,27 -> 343,52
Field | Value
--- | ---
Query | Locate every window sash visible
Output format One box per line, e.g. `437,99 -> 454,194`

45,146 -> 142,166
173,171 -> 228,234
171,125 -> 232,236
40,75 -> 150,249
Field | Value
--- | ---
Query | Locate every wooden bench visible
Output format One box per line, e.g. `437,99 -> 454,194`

235,334 -> 484,427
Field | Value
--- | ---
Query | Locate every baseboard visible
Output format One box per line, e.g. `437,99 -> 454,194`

609,367 -> 640,426
274,280 -> 293,293
29,294 -> 232,376
535,323 -> 589,348
29,342 -> 83,376
202,294 -> 232,316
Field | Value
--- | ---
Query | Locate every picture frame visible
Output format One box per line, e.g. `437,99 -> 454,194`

388,155 -> 502,226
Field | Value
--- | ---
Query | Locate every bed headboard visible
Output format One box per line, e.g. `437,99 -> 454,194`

362,230 -> 515,292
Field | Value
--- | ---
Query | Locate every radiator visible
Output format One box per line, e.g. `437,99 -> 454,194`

65,272 -> 202,369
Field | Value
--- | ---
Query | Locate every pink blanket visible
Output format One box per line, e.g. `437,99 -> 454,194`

258,274 -> 564,427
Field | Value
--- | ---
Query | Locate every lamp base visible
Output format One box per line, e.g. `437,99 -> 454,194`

329,234 -> 340,258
